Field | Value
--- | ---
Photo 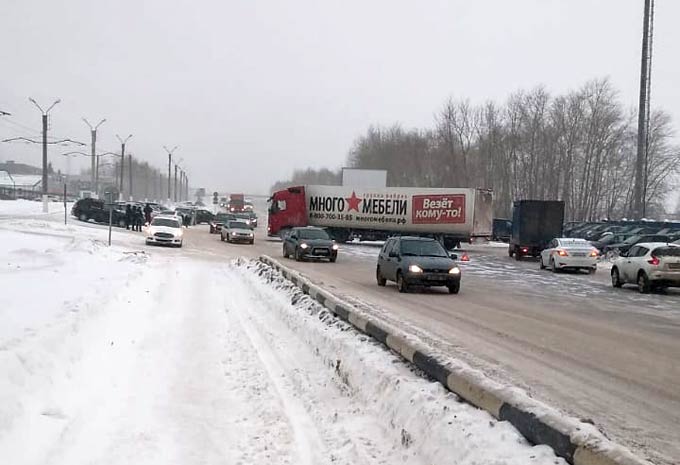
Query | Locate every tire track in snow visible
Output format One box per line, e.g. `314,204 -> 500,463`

228,283 -> 327,465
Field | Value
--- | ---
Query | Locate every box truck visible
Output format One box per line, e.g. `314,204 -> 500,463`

267,185 -> 493,247
509,200 -> 565,260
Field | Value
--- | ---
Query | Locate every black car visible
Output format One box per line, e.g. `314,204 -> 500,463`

210,213 -> 236,233
602,234 -> 672,255
72,198 -> 127,227
282,226 -> 338,262
376,236 -> 461,294
590,233 -> 634,253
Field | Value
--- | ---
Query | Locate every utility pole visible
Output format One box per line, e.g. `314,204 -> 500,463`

633,0 -> 655,219
128,153 -> 133,201
163,145 -> 178,203
116,134 -> 132,200
83,118 -> 106,196
174,164 -> 179,202
29,98 -> 61,212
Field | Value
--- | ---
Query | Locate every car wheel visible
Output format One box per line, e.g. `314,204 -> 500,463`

550,259 -> 558,273
588,267 -> 596,275
611,268 -> 623,288
78,213 -> 88,222
250,240 -> 254,245
329,256 -> 337,263
448,281 -> 460,294
220,234 -> 225,242
283,245 -> 289,258
294,248 -> 302,262
376,267 -> 387,286
508,247 -> 514,258
514,248 -> 522,261
397,272 -> 409,293
539,256 -> 546,270
637,272 -> 651,294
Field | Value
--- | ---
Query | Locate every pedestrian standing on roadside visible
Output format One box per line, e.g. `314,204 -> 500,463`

144,203 -> 153,225
135,206 -> 144,231
125,204 -> 132,230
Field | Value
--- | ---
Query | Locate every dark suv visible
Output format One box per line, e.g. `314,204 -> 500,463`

376,236 -> 461,294
72,198 -> 126,227
282,226 -> 338,262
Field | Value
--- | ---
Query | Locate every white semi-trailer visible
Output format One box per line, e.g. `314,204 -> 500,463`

267,185 -> 493,246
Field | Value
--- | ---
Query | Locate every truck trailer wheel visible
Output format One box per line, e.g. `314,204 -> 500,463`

508,247 -> 514,258
514,247 -> 522,261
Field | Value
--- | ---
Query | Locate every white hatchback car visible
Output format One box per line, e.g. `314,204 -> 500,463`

146,215 -> 184,247
611,242 -> 680,293
540,238 -> 599,273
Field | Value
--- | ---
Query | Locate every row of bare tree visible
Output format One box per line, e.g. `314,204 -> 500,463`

273,78 -> 680,220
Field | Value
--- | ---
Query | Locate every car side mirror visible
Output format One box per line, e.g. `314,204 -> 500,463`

450,253 -> 458,260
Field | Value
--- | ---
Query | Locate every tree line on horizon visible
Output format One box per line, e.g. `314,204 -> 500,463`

271,78 -> 680,220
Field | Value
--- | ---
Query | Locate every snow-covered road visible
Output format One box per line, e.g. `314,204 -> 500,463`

0,205 -> 564,464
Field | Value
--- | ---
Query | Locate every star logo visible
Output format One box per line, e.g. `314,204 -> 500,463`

346,191 -> 362,212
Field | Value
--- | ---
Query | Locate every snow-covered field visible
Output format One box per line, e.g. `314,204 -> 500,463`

0,202 -> 566,464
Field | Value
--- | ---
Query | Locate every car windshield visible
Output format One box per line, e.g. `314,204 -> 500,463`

216,214 -> 233,222
228,221 -> 250,229
653,247 -> 680,257
622,235 -> 641,244
400,240 -> 448,257
151,218 -> 180,228
298,229 -> 329,240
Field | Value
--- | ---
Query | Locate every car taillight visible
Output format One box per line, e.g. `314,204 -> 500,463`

648,256 -> 660,266
557,249 -> 568,257
521,247 -> 529,253
589,250 -> 598,257
461,253 -> 470,262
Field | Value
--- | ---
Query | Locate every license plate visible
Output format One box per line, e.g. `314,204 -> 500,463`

669,263 -> 680,270
427,275 -> 446,281
314,249 -> 329,256
572,253 -> 586,257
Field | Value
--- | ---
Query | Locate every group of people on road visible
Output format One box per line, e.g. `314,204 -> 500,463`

125,203 -> 154,231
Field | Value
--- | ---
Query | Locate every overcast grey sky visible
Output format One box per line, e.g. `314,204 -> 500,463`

1,0 -> 678,195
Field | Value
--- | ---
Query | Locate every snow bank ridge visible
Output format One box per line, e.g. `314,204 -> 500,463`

259,255 -> 653,465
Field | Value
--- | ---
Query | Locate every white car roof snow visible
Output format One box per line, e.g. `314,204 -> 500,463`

634,242 -> 679,250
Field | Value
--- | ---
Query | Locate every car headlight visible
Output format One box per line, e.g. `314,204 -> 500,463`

408,264 -> 423,273
248,232 -> 254,237
176,230 -> 184,237
300,243 -> 309,249
449,267 -> 461,275
332,244 -> 339,250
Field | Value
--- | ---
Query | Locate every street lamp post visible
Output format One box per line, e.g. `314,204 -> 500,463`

29,97 -> 61,212
83,118 -> 106,196
115,134 -> 132,201
163,145 -> 178,203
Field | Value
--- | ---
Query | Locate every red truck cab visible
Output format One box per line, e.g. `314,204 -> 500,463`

267,186 -> 308,237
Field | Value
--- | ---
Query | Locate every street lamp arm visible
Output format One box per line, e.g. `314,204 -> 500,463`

45,99 -> 61,115
29,97 -> 45,114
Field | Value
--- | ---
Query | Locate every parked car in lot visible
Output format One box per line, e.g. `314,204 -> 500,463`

210,213 -> 236,233
611,243 -> 680,293
282,226 -> 338,262
221,220 -> 255,244
602,234 -> 672,255
72,198 -> 127,227
376,236 -> 461,294
539,238 -> 599,273
590,233 -> 634,253
145,215 -> 184,247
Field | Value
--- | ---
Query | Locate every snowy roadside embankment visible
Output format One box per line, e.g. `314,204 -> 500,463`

258,255 -> 654,465
239,260 -> 566,465
0,199 -> 72,217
